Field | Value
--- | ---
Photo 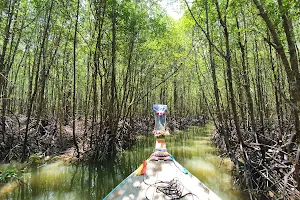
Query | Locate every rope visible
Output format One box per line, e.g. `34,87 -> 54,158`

144,177 -> 199,200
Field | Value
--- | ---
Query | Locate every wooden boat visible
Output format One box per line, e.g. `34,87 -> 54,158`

103,105 -> 222,200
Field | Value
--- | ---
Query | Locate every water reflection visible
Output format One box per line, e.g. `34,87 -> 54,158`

2,125 -> 248,200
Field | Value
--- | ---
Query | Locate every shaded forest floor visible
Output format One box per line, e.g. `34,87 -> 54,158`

0,115 -> 206,163
212,120 -> 300,200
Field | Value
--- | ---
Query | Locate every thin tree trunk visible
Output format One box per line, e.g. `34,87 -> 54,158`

254,39 -> 266,160
277,0 -> 300,153
215,6 -> 254,196
72,0 -> 80,158
0,0 -> 16,144
254,40 -> 264,134
83,51 -> 91,150
22,0 -> 54,160
111,0 -> 117,124
204,0 -> 231,154
269,35 -> 283,142
37,34 -> 60,121
253,0 -> 300,151
236,17 -> 257,141
121,21 -> 136,118
215,0 -> 243,145
233,52 -> 246,129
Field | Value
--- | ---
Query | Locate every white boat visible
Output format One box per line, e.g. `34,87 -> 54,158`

103,105 -> 222,200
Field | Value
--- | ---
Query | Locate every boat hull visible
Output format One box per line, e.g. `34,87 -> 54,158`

103,159 -> 221,200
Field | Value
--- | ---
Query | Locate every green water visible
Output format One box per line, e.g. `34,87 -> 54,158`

1,125 -> 248,200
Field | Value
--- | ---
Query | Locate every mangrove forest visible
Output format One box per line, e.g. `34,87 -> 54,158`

0,0 -> 300,199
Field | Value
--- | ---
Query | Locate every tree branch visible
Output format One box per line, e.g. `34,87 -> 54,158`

183,0 -> 226,59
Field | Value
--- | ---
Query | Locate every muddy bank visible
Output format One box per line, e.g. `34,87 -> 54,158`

0,114 -> 207,163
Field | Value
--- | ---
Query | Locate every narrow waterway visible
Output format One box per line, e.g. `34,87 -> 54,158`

2,124 -> 248,200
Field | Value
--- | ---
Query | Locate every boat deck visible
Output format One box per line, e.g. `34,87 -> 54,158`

104,158 -> 221,200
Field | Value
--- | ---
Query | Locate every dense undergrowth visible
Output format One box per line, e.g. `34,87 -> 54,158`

0,114 -> 207,163
212,120 -> 300,200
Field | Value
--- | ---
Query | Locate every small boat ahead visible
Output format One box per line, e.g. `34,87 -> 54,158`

103,105 -> 221,200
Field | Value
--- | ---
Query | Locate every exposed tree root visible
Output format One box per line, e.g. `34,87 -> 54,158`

213,120 -> 300,199
0,114 -> 206,163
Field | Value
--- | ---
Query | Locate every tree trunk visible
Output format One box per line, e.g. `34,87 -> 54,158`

22,0 -> 54,160
277,0 -> 300,151
72,0 -> 80,158
107,0 -> 118,158
0,0 -> 16,144
204,0 -> 231,154
269,36 -> 283,142
215,0 -> 243,145
233,52 -> 246,129
253,0 -> 300,151
236,17 -> 257,141
254,40 -> 264,134
121,19 -> 136,118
